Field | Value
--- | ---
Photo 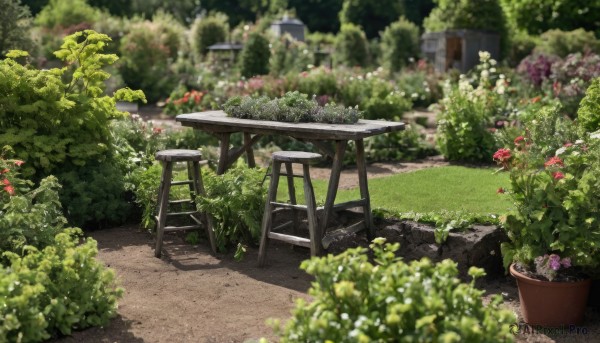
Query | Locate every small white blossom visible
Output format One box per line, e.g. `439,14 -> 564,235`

575,139 -> 585,145
555,147 -> 567,156
490,67 -> 496,73
490,59 -> 497,66
302,49 -> 308,54
590,131 -> 600,139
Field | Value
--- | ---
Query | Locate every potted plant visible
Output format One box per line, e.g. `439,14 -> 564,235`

494,127 -> 600,326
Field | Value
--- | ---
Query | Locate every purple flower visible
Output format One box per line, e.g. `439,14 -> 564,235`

560,257 -> 571,268
549,259 -> 561,270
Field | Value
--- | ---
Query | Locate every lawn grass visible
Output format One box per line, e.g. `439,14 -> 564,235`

278,166 -> 513,215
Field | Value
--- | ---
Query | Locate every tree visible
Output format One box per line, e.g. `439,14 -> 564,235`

190,14 -> 228,58
380,17 -> 420,72
34,0 -> 100,29
334,23 -> 369,67
501,0 -> 600,37
240,32 -> 271,78
0,0 -> 33,57
339,0 -> 405,39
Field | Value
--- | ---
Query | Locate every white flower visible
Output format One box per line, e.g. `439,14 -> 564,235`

244,25 -> 250,31
490,59 -> 497,66
409,57 -> 415,63
555,147 -> 567,156
480,70 -> 489,79
302,49 -> 308,55
478,51 -> 491,61
490,67 -> 496,73
366,72 -> 373,78
590,131 -> 600,139
307,64 -> 314,69
411,92 -> 418,98
575,139 -> 585,145
377,66 -> 384,72
499,74 -> 506,79
357,75 -> 363,80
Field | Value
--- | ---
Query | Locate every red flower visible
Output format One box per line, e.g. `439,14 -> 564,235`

14,160 -> 24,166
0,169 -> 8,174
153,127 -> 163,134
497,187 -> 505,194
514,136 -> 525,145
4,185 -> 14,195
493,148 -> 512,162
2,178 -> 9,185
544,156 -> 564,168
553,172 -> 565,180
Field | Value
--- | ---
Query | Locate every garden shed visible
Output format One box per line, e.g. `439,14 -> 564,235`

421,30 -> 500,73
270,15 -> 305,41
207,42 -> 244,64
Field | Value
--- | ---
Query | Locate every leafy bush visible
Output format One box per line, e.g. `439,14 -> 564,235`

34,0 -> 100,30
223,91 -> 362,124
127,163 -> 162,230
240,31 -> 271,78
0,153 -> 65,258
380,17 -> 420,72
338,0 -> 405,39
550,52 -> 600,117
119,13 -> 183,102
272,239 -> 515,342
190,14 -> 228,58
537,29 -> 600,58
164,88 -> 209,116
506,30 -> 539,67
516,53 -> 559,88
0,0 -> 33,57
578,77 -> 600,133
196,166 -> 267,256
396,67 -> 442,108
270,36 -> 314,76
296,66 -> 338,97
334,23 -> 369,68
0,229 -> 123,342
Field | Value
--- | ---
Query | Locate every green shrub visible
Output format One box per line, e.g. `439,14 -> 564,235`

190,14 -> 228,58
272,239 -> 515,342
334,23 -> 369,68
119,13 -> 183,102
380,17 -> 420,72
296,66 -> 337,96
0,229 -> 123,342
578,78 -> 600,133
34,0 -> 100,29
537,29 -> 600,58
0,0 -> 34,57
127,163 -> 162,230
0,154 -> 65,258
270,36 -> 314,76
396,68 -> 442,108
436,87 -> 498,162
240,31 -> 271,78
196,166 -> 267,256
506,30 -> 539,67
338,0 -> 405,39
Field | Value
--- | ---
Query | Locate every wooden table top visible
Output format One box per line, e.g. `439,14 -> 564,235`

176,111 -> 406,140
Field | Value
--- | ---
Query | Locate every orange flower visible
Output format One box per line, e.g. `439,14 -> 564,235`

4,185 -> 14,195
544,156 -> 564,168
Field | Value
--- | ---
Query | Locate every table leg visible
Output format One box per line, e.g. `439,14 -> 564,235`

244,133 -> 256,168
217,133 -> 230,175
320,140 -> 347,240
355,139 -> 374,240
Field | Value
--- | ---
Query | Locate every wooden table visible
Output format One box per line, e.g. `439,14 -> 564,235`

176,111 -> 405,252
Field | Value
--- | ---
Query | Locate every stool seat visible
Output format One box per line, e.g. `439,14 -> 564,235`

155,149 -> 203,162
272,151 -> 322,163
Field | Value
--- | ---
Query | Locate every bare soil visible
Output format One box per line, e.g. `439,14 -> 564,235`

51,222 -> 600,343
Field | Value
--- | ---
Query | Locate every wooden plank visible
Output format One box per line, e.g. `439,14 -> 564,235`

244,133 -> 256,168
268,232 -> 311,248
271,202 -> 308,211
171,180 -> 193,186
271,220 -> 293,232
164,225 -> 202,232
176,111 -> 405,140
226,134 -> 262,168
320,140 -> 347,240
155,162 -> 173,258
258,161 -> 281,267
166,211 -> 197,217
217,133 -> 230,175
356,139 -> 374,240
303,163 -> 322,256
284,162 -> 299,235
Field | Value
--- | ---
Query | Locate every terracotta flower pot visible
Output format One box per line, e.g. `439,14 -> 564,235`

510,264 -> 591,326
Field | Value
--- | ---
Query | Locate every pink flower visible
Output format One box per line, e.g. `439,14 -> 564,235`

2,178 -> 9,186
563,142 -> 573,147
560,258 -> 571,268
4,185 -> 14,195
544,156 -> 564,168
514,136 -> 525,145
493,148 -> 512,162
553,172 -> 564,180
548,254 -> 561,270
13,160 -> 24,166
0,169 -> 8,174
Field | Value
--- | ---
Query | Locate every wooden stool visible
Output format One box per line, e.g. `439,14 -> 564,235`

154,149 -> 217,258
258,151 -> 322,266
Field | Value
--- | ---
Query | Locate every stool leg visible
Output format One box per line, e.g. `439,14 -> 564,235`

284,162 -> 299,235
302,164 -> 321,256
258,161 -> 281,266
356,139 -> 374,240
155,161 -> 173,258
192,161 -> 217,254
